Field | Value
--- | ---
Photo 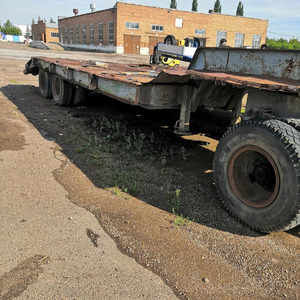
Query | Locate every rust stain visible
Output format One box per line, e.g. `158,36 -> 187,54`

29,57 -> 300,94
187,69 -> 300,93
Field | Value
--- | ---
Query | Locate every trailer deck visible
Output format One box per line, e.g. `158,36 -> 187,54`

25,56 -> 300,99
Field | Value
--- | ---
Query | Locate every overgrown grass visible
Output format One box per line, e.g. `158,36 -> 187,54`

88,115 -> 187,166
59,113 -> 190,202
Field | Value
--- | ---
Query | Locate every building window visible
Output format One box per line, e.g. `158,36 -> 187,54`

69,26 -> 73,44
90,24 -> 94,44
64,27 -> 68,44
98,23 -> 103,45
175,18 -> 183,28
151,24 -> 164,32
51,32 -> 59,38
108,22 -> 114,45
252,34 -> 261,49
195,29 -> 206,36
216,31 -> 227,46
76,25 -> 79,44
234,32 -> 245,47
82,24 -> 86,44
59,27 -> 63,43
126,22 -> 139,30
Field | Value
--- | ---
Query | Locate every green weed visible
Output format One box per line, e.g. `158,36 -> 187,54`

166,188 -> 181,215
10,79 -> 20,84
173,215 -> 191,228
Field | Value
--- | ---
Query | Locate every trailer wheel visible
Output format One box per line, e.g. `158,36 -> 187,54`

149,55 -> 154,64
72,86 -> 88,106
184,38 -> 194,47
164,35 -> 176,45
39,69 -> 53,98
213,119 -> 300,232
52,74 -> 72,106
193,37 -> 205,48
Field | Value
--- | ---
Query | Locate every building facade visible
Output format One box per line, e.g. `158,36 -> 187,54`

58,2 -> 268,54
32,20 -> 59,43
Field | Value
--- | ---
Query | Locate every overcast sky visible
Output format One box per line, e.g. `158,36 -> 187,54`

0,0 -> 299,39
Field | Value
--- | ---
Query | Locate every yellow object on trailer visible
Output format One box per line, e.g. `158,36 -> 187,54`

161,56 -> 180,66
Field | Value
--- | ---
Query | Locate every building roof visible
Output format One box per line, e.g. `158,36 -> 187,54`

58,2 -> 267,22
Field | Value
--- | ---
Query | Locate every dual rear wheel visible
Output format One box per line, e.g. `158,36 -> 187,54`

38,69 -> 87,106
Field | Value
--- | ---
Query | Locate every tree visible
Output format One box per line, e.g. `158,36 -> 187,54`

50,18 -> 55,23
266,37 -> 300,50
214,0 -> 222,13
38,16 -> 41,22
25,25 -> 31,38
4,20 -> 13,29
1,20 -> 22,35
170,0 -> 177,9
32,18 -> 35,25
192,0 -> 198,12
236,1 -> 244,16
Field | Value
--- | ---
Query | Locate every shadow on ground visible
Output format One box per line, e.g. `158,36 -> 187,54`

3,84 -> 298,238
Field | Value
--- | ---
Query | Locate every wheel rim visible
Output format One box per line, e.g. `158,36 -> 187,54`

53,76 -> 61,98
165,38 -> 171,45
228,145 -> 280,208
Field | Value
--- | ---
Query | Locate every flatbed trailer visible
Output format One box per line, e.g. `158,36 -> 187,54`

24,47 -> 300,233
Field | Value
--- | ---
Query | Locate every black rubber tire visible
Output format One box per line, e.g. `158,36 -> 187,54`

52,74 -> 72,106
39,69 -> 53,98
193,37 -> 206,47
184,38 -> 193,47
281,118 -> 300,131
164,35 -> 176,45
149,55 -> 154,64
72,86 -> 88,106
213,119 -> 300,233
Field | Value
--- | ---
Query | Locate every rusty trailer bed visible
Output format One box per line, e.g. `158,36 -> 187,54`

24,55 -> 300,111
24,57 -> 191,109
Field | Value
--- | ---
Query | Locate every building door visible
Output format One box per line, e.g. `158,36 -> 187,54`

149,36 -> 164,54
124,35 -> 141,54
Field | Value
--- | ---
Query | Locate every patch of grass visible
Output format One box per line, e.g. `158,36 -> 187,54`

10,79 -> 21,84
89,150 -> 102,166
88,115 -> 186,165
173,215 -> 191,228
76,146 -> 85,153
166,189 -> 192,228
112,170 -> 139,195
113,187 -> 120,196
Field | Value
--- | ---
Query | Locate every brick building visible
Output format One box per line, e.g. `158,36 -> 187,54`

58,2 -> 268,54
32,20 -> 59,43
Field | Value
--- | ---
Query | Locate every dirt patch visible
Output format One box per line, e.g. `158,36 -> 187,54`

0,255 -> 49,300
0,94 -> 26,151
54,161 -> 267,299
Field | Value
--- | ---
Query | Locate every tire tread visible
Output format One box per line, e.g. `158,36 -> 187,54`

214,119 -> 300,232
